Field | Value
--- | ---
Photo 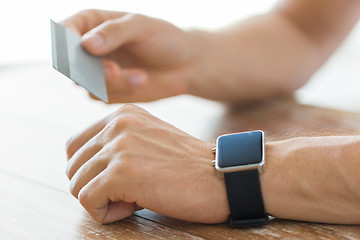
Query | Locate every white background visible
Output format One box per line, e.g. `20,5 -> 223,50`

0,0 -> 276,64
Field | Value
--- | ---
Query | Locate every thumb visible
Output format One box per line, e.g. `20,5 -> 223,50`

81,13 -> 149,56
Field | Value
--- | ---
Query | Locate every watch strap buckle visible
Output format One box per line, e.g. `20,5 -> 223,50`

229,215 -> 269,228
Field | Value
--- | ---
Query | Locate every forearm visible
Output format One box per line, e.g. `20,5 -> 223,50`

187,0 -> 360,103
262,135 -> 360,224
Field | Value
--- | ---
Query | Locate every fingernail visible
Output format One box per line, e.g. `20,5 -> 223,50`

130,74 -> 146,88
82,33 -> 105,47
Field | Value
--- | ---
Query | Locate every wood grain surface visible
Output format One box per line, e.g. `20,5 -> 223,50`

1,63 -> 360,239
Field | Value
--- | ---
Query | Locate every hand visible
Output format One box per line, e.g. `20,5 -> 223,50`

65,104 -> 229,224
62,10 -> 210,103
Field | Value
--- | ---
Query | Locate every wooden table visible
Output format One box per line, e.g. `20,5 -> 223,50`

1,63 -> 360,239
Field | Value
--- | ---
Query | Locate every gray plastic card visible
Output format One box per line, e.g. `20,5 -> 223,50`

50,20 -> 108,103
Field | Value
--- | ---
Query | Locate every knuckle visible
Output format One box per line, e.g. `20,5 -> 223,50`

102,18 -> 116,27
125,13 -> 145,23
111,151 -> 135,175
108,137 -> 135,161
94,216 -> 106,224
119,115 -> 138,126
108,114 -> 138,131
114,104 -> 147,118
78,187 -> 106,224
117,104 -> 138,113
101,19 -> 122,33
76,9 -> 98,18
113,137 -> 141,166
92,213 -> 106,224
113,135 -> 129,149
105,117 -> 124,133
78,188 -> 90,208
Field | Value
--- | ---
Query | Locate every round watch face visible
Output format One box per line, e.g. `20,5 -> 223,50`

216,131 -> 264,168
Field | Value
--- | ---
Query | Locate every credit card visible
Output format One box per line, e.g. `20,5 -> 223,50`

50,19 -> 108,103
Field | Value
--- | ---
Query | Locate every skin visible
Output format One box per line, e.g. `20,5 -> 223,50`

66,104 -> 360,224
62,11 -> 202,103
62,0 -> 360,103
66,104 -> 228,224
264,136 -> 360,224
63,0 -> 360,225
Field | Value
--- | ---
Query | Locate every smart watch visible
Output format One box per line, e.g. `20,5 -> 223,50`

214,130 -> 269,227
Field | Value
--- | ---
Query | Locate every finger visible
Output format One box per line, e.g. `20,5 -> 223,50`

65,110 -> 121,160
66,104 -> 146,158
69,149 -> 108,198
65,120 -> 107,159
104,60 -> 148,93
103,201 -> 137,223
78,173 -> 136,223
66,136 -> 104,180
81,13 -> 151,56
106,71 -> 186,103
61,9 -> 126,35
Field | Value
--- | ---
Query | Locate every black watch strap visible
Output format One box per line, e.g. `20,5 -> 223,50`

224,169 -> 269,227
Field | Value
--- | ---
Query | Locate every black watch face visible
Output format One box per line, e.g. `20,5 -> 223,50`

217,131 -> 263,168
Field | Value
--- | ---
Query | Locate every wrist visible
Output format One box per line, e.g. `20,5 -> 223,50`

185,29 -> 245,102
260,141 -> 289,219
184,29 -> 221,97
262,136 -> 360,224
261,138 -> 332,221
